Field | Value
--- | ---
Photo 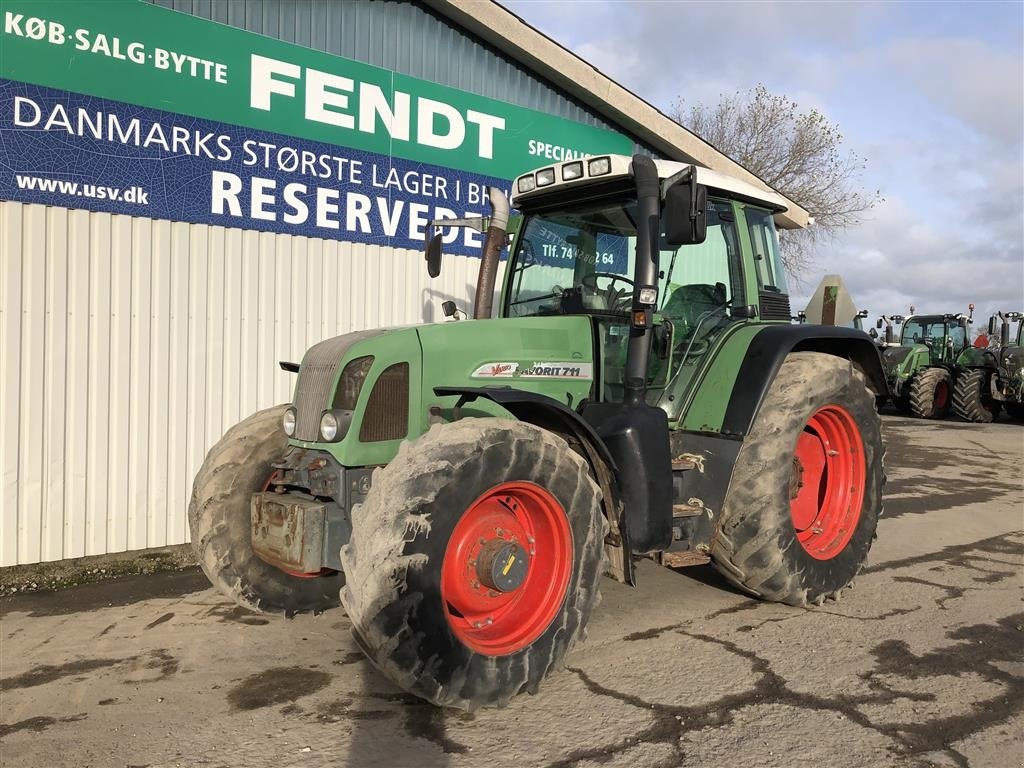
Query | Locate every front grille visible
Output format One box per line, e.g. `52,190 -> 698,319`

292,330 -> 383,442
759,290 -> 792,321
360,363 -> 409,442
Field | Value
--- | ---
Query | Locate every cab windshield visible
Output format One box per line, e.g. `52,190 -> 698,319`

902,318 -> 964,348
505,196 -> 748,408
506,198 -> 744,326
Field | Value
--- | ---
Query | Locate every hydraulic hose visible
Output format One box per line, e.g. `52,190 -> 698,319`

473,187 -> 510,319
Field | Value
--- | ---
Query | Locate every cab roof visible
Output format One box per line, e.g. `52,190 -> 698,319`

511,154 -> 792,225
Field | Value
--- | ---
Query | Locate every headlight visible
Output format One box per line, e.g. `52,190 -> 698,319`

588,156 -> 611,176
562,161 -> 583,181
282,407 -> 297,437
517,175 -> 536,193
535,168 -> 556,186
320,411 -> 339,442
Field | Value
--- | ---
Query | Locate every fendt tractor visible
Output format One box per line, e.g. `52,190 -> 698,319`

876,308 -> 974,419
960,311 -> 1024,422
190,154 -> 887,710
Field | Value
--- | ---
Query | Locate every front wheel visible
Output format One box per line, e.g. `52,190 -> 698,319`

909,368 -> 952,419
188,407 -> 343,614
711,352 -> 884,606
953,369 -> 1001,423
340,419 -> 606,710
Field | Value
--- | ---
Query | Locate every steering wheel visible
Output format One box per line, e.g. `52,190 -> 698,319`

581,272 -> 634,312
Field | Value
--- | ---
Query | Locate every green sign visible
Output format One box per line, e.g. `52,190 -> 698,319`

0,0 -> 633,179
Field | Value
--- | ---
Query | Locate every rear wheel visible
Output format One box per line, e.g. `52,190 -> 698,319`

188,407 -> 342,615
711,352 -> 884,606
909,367 -> 951,419
340,418 -> 606,710
953,369 -> 1001,423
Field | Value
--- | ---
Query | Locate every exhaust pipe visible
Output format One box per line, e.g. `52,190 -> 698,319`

1001,313 -> 1010,347
473,187 -> 510,319
623,154 -> 660,407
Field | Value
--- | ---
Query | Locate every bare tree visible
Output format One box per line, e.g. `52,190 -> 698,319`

673,84 -> 881,278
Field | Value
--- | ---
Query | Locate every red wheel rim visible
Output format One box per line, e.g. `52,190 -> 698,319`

933,380 -> 949,410
789,405 -> 866,560
441,481 -> 572,656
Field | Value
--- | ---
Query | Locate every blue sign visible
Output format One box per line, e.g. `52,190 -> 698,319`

0,80 -> 510,256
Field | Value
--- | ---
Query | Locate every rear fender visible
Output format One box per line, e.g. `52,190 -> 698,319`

721,325 -> 888,437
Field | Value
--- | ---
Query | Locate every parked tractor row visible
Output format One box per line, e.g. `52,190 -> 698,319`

872,309 -> 1023,422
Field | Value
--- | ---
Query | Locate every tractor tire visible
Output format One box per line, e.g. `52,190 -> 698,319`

953,369 -> 1001,423
710,352 -> 884,607
188,406 -> 342,615
1006,402 -> 1024,422
340,418 -> 606,710
908,368 -> 952,419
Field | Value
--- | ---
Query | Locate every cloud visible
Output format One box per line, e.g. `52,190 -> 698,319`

501,0 -> 1023,319
793,193 -> 1023,320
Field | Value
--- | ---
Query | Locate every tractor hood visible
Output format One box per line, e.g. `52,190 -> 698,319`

286,316 -> 595,468
880,345 -> 912,371
416,316 -> 596,413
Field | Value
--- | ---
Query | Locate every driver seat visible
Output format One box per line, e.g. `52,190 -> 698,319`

660,283 -> 728,334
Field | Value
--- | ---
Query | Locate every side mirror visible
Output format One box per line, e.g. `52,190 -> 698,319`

988,317 -> 998,335
869,328 -> 878,339
425,233 -> 443,278
875,318 -> 883,329
663,180 -> 707,247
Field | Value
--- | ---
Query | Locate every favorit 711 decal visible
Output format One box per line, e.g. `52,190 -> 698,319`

471,362 -> 593,379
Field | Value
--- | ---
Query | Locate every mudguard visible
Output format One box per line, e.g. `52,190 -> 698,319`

721,325 -> 888,437
434,385 -> 636,583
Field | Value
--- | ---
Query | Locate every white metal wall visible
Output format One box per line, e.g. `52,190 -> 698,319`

0,201 -> 490,566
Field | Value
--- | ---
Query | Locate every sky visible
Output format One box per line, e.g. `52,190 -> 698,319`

502,0 -> 1024,322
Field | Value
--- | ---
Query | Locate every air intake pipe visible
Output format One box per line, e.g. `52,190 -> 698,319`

473,187 -> 510,319
623,154 -> 661,407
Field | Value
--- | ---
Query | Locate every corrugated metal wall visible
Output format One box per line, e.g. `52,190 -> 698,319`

0,200 -> 490,566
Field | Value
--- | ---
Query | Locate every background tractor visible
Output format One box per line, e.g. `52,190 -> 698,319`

954,311 -> 1024,422
876,309 -> 974,419
189,154 -> 887,710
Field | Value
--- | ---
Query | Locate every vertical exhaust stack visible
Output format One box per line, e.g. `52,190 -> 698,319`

1001,313 -> 1011,347
473,187 -> 510,320
624,154 -> 660,407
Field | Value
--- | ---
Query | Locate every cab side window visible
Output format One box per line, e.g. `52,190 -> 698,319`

745,207 -> 789,294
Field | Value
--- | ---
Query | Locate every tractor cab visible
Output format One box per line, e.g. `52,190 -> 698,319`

899,314 -> 969,364
504,155 -> 790,418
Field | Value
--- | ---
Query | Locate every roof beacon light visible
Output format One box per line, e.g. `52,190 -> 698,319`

536,168 -> 556,187
588,156 -> 611,176
561,161 -> 584,181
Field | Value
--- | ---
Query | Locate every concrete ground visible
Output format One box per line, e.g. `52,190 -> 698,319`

2,415 -> 1022,768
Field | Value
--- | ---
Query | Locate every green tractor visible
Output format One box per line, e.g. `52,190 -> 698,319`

954,311 -> 1024,422
190,154 -> 887,710
875,309 -> 973,419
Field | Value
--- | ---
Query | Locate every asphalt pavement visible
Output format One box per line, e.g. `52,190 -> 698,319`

1,414 -> 1022,768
